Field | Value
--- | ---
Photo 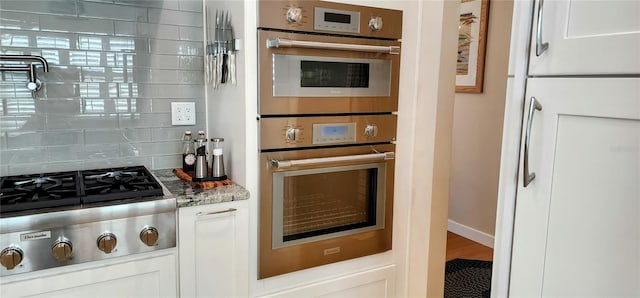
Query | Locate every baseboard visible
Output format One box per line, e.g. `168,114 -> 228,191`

447,220 -> 495,248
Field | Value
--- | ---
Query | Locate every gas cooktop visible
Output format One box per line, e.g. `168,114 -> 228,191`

0,166 -> 164,214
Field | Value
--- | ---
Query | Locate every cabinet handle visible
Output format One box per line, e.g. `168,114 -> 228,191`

523,97 -> 542,187
535,0 -> 549,56
196,208 -> 237,217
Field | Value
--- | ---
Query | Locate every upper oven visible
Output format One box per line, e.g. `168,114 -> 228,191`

258,1 -> 402,115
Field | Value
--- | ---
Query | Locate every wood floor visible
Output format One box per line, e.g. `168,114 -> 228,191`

446,232 -> 494,261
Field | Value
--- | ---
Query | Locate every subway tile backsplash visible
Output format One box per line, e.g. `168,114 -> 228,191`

0,0 -> 204,175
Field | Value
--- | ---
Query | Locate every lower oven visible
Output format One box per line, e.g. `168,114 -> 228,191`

259,115 -> 396,279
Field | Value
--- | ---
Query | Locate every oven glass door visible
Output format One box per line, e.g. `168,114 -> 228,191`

273,55 -> 391,97
258,30 -> 400,115
272,163 -> 386,249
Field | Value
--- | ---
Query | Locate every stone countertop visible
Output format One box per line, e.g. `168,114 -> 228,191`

153,169 -> 250,208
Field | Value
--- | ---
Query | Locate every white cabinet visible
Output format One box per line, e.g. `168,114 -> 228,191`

528,0 -> 640,75
178,200 -> 249,298
256,265 -> 396,298
0,250 -> 177,298
509,78 -> 640,297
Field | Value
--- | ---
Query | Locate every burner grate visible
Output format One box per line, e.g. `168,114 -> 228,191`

80,166 -> 164,204
0,166 -> 164,214
0,172 -> 81,213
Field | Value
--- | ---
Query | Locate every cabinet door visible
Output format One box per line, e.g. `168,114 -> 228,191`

256,265 -> 396,298
509,78 -> 640,296
178,200 -> 249,298
0,251 -> 177,298
528,0 -> 640,75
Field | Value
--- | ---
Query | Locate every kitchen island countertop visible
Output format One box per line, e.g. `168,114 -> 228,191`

153,169 -> 250,208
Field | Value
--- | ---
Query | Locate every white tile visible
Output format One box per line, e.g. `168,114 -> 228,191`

178,0 -> 202,13
115,21 -> 180,40
178,55 -> 203,70
40,15 -> 114,35
42,83 -> 81,98
121,140 -> 182,156
0,1 -> 77,17
83,156 -> 152,170
84,128 -> 152,144
39,66 -> 82,82
8,161 -> 84,175
136,83 -> 204,99
79,1 -> 148,22
179,26 -> 203,41
128,53 -> 180,69
0,11 -> 40,30
148,8 -> 202,27
113,0 -> 178,10
46,113 -> 119,130
1,30 -> 36,48
151,126 -> 201,141
149,39 -> 203,56
152,154 -> 181,170
36,31 -> 77,49
118,112 -> 172,128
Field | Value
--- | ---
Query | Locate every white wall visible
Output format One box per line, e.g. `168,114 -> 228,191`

448,0 -> 514,243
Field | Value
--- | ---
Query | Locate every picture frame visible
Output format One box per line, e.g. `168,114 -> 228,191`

456,0 -> 490,93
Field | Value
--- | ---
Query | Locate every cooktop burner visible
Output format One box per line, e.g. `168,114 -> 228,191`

0,166 -> 163,214
0,172 -> 81,213
81,166 -> 163,204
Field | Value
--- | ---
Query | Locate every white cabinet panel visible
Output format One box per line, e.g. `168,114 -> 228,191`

509,78 -> 640,297
0,250 -> 177,298
528,0 -> 640,75
178,200 -> 249,298
256,265 -> 395,298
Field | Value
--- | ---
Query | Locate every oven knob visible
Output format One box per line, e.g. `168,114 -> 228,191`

364,124 -> 378,137
139,226 -> 159,247
52,238 -> 73,262
97,233 -> 117,254
369,16 -> 383,31
285,127 -> 299,142
0,246 -> 23,270
286,7 -> 303,24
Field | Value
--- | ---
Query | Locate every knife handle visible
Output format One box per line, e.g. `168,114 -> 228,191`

221,54 -> 228,84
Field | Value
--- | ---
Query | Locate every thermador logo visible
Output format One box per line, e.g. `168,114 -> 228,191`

20,231 -> 52,241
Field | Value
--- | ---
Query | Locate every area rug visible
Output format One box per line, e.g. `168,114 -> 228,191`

444,258 -> 493,298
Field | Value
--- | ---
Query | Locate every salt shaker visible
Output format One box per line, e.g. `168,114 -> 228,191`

210,138 -> 227,180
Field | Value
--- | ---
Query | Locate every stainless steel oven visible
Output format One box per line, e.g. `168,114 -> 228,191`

258,0 -> 401,279
258,1 -> 402,115
259,115 -> 396,279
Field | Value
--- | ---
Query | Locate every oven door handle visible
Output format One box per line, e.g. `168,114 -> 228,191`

270,152 -> 395,169
266,38 -> 400,55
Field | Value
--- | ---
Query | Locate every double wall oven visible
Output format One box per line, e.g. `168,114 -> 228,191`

258,0 -> 402,279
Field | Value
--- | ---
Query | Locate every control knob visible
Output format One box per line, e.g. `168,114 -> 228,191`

285,127 -> 299,142
52,238 -> 73,261
0,246 -> 23,270
364,124 -> 378,138
286,7 -> 303,24
369,16 -> 383,31
140,226 -> 159,247
97,233 -> 117,254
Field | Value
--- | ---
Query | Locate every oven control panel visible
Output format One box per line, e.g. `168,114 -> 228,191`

312,122 -> 356,144
260,114 -> 397,150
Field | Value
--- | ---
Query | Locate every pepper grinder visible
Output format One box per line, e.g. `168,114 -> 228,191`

193,131 -> 208,181
210,138 -> 227,180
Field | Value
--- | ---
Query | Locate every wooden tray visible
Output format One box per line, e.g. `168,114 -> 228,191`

173,168 -> 232,189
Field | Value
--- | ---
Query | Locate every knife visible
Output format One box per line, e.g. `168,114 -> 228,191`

221,11 -> 228,84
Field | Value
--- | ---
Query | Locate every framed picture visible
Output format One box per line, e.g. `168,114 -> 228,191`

456,0 -> 489,93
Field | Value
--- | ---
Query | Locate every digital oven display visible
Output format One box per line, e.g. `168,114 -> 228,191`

322,125 -> 348,137
324,12 -> 351,24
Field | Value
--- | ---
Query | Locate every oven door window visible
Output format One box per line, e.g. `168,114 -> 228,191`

272,163 -> 386,248
272,54 -> 391,97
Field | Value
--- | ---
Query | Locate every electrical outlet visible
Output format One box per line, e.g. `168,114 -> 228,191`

171,102 -> 196,125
